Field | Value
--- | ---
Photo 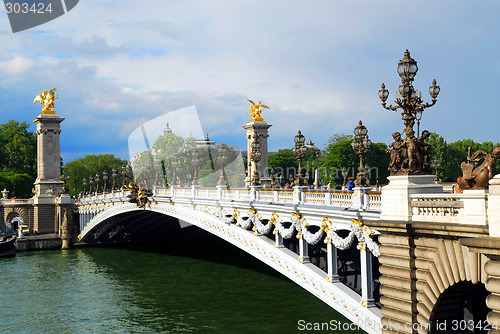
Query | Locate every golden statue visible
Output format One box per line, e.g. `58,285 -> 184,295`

33,88 -> 58,115
247,99 -> 269,122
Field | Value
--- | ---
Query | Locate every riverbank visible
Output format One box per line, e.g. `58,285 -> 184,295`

17,233 -> 62,251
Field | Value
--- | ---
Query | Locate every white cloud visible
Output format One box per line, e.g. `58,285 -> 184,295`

0,56 -> 34,75
0,0 -> 498,162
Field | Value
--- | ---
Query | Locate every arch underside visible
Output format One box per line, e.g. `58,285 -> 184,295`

380,235 -> 490,334
79,203 -> 382,334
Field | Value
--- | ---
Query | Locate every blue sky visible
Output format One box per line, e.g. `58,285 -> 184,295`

0,0 -> 498,162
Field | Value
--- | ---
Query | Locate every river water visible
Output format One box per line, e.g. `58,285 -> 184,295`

0,238 -> 364,333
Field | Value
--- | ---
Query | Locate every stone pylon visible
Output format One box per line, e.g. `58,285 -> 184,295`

32,113 -> 65,233
243,121 -> 272,187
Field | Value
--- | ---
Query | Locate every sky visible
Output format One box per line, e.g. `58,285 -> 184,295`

0,0 -> 498,163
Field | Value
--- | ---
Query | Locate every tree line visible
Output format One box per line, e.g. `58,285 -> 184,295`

0,118 -> 498,197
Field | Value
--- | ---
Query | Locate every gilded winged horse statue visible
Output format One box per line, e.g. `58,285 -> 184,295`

247,99 -> 269,122
33,88 -> 58,115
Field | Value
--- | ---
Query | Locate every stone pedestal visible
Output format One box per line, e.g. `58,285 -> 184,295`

351,186 -> 371,211
381,175 -> 443,221
32,114 -> 65,197
243,121 -> 272,187
489,175 -> 500,237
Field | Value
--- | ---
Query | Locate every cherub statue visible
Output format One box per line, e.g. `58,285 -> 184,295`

388,132 -> 404,173
33,88 -> 58,115
247,99 -> 269,122
459,146 -> 500,189
416,130 -> 432,172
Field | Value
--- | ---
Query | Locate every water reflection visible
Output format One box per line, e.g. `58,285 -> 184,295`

0,239 -> 364,333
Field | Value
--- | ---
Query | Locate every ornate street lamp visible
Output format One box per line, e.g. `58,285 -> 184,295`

432,157 -> 441,182
153,157 -> 160,187
191,149 -> 199,186
89,175 -> 94,194
111,168 -> 117,190
95,173 -> 100,193
171,154 -> 179,186
121,164 -> 128,187
82,177 -> 87,195
102,170 -> 108,192
341,167 -> 349,187
250,135 -> 262,186
217,144 -> 228,186
292,130 -> 307,186
351,121 -> 372,186
378,49 -> 440,175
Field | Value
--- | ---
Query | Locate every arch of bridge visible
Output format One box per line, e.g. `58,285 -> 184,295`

78,201 -> 383,334
379,234 -> 490,333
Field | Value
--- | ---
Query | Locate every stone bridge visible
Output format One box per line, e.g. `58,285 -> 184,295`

75,175 -> 500,334
77,186 -> 384,334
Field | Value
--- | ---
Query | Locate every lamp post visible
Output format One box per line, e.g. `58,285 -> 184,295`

432,157 -> 441,182
250,135 -> 262,186
121,165 -> 128,187
217,144 -> 228,187
341,167 -> 348,187
171,154 -> 179,187
111,168 -> 117,190
351,121 -> 372,186
89,175 -> 94,194
102,170 -> 108,192
292,130 -> 307,187
378,49 -> 440,175
95,173 -> 100,194
192,149 -> 199,186
153,157 -> 160,187
82,177 -> 87,195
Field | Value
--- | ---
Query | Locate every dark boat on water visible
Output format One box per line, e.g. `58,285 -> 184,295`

0,235 -> 17,258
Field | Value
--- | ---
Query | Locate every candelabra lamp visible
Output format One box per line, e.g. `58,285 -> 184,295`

102,170 -> 108,192
292,130 -> 307,186
378,49 -> 440,175
432,157 -> 441,182
191,149 -> 199,186
121,164 -> 128,187
351,121 -> 372,186
111,168 -> 117,190
95,173 -> 100,193
217,144 -> 228,186
82,177 -> 87,195
89,175 -> 94,194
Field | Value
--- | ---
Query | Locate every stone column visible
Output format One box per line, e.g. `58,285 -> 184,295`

243,121 -> 272,187
32,113 -> 65,233
299,235 -> 310,263
327,242 -> 340,282
361,247 -> 376,307
32,114 -> 65,197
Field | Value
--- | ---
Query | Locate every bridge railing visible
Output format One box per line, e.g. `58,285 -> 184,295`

155,186 -> 385,210
410,190 -> 488,225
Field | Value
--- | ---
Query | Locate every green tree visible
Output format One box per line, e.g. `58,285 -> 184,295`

322,138 -> 390,186
425,133 -> 500,182
0,171 -> 33,198
0,120 -> 37,177
268,149 -> 298,184
0,120 -> 37,197
64,154 -> 130,195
